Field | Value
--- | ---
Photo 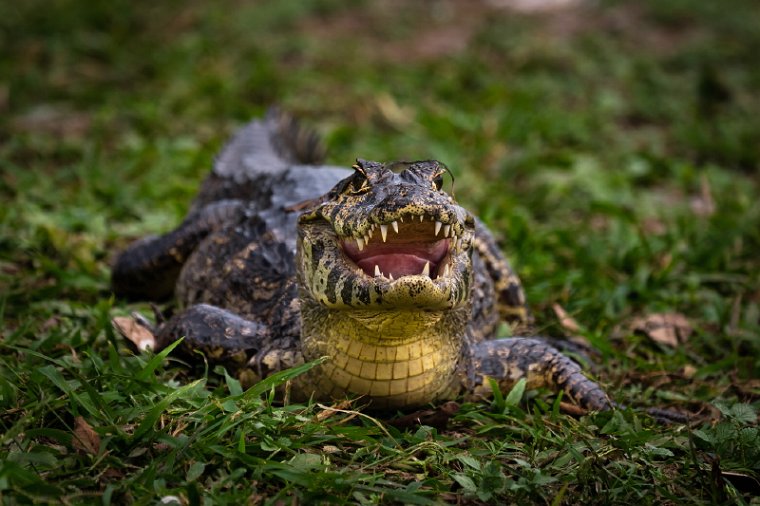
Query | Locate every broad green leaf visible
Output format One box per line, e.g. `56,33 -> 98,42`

224,369 -> 243,397
244,357 -> 326,399
186,461 -> 205,482
135,338 -> 184,382
505,378 -> 527,407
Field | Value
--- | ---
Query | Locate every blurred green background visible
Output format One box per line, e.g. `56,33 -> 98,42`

1,0 -> 759,503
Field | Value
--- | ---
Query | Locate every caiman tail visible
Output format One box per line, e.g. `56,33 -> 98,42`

191,108 -> 325,212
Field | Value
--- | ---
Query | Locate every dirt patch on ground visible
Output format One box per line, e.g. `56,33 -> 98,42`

298,0 -> 705,64
298,0 -> 491,63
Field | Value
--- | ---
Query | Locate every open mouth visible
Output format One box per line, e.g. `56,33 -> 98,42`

340,215 -> 465,280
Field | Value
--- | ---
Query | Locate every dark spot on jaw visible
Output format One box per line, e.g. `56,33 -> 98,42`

325,263 -> 341,304
311,241 -> 324,271
340,278 -> 354,305
357,283 -> 371,305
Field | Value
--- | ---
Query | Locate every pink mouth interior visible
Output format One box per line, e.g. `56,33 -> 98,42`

341,222 -> 450,279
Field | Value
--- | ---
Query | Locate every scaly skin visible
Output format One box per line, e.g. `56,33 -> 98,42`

112,110 -> 613,412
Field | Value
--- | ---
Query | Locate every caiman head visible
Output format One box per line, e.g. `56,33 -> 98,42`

295,159 -> 476,408
297,159 -> 475,312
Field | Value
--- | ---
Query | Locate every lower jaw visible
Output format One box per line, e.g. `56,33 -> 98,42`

297,305 -> 466,409
296,358 -> 460,410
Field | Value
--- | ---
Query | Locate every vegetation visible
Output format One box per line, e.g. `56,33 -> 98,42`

1,0 -> 758,503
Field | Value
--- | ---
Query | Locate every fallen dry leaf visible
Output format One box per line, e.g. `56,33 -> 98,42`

39,316 -> 61,333
552,304 -> 592,348
690,173 -> 716,217
100,467 -> 125,481
375,93 -> 414,129
11,104 -> 91,139
387,401 -> 460,430
631,313 -> 693,347
315,399 -> 356,423
682,364 -> 698,379
552,303 -> 581,334
559,401 -> 588,417
488,0 -> 585,13
72,416 -> 101,456
112,316 -> 156,351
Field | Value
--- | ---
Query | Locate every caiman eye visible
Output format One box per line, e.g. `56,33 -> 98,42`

349,164 -> 371,194
433,174 -> 444,191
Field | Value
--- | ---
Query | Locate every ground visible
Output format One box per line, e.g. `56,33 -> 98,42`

1,0 -> 759,503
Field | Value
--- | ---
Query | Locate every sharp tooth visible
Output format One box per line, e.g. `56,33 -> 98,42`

420,215 -> 424,222
399,216 -> 404,223
380,224 -> 388,242
367,227 -> 373,238
444,264 -> 450,277
421,262 -> 430,277
374,265 -> 381,277
356,237 -> 365,251
443,224 -> 451,237
434,221 -> 442,236
391,221 -> 399,234
388,273 -> 394,281
364,234 -> 370,244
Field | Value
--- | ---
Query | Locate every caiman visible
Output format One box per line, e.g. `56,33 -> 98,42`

112,110 -> 614,412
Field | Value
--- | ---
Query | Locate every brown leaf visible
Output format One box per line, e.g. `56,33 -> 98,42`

631,313 -> 692,347
552,304 -> 592,348
0,84 -> 7,112
559,402 -> 588,417
112,316 -> 156,351
682,364 -> 698,379
100,467 -> 125,481
72,416 -> 100,456
375,93 -> 413,129
642,217 -> 667,235
314,399 -> 356,422
11,104 -> 91,139
552,304 -> 581,334
690,173 -> 716,217
387,401 -> 460,430
40,316 -> 61,332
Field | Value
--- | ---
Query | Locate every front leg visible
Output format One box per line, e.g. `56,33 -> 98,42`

465,338 -> 612,411
154,303 -> 303,380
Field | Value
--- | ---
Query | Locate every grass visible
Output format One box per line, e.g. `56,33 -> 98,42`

1,0 -> 759,503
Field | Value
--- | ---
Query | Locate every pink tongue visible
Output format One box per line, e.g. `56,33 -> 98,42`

356,254 -> 430,278
343,239 -> 450,278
